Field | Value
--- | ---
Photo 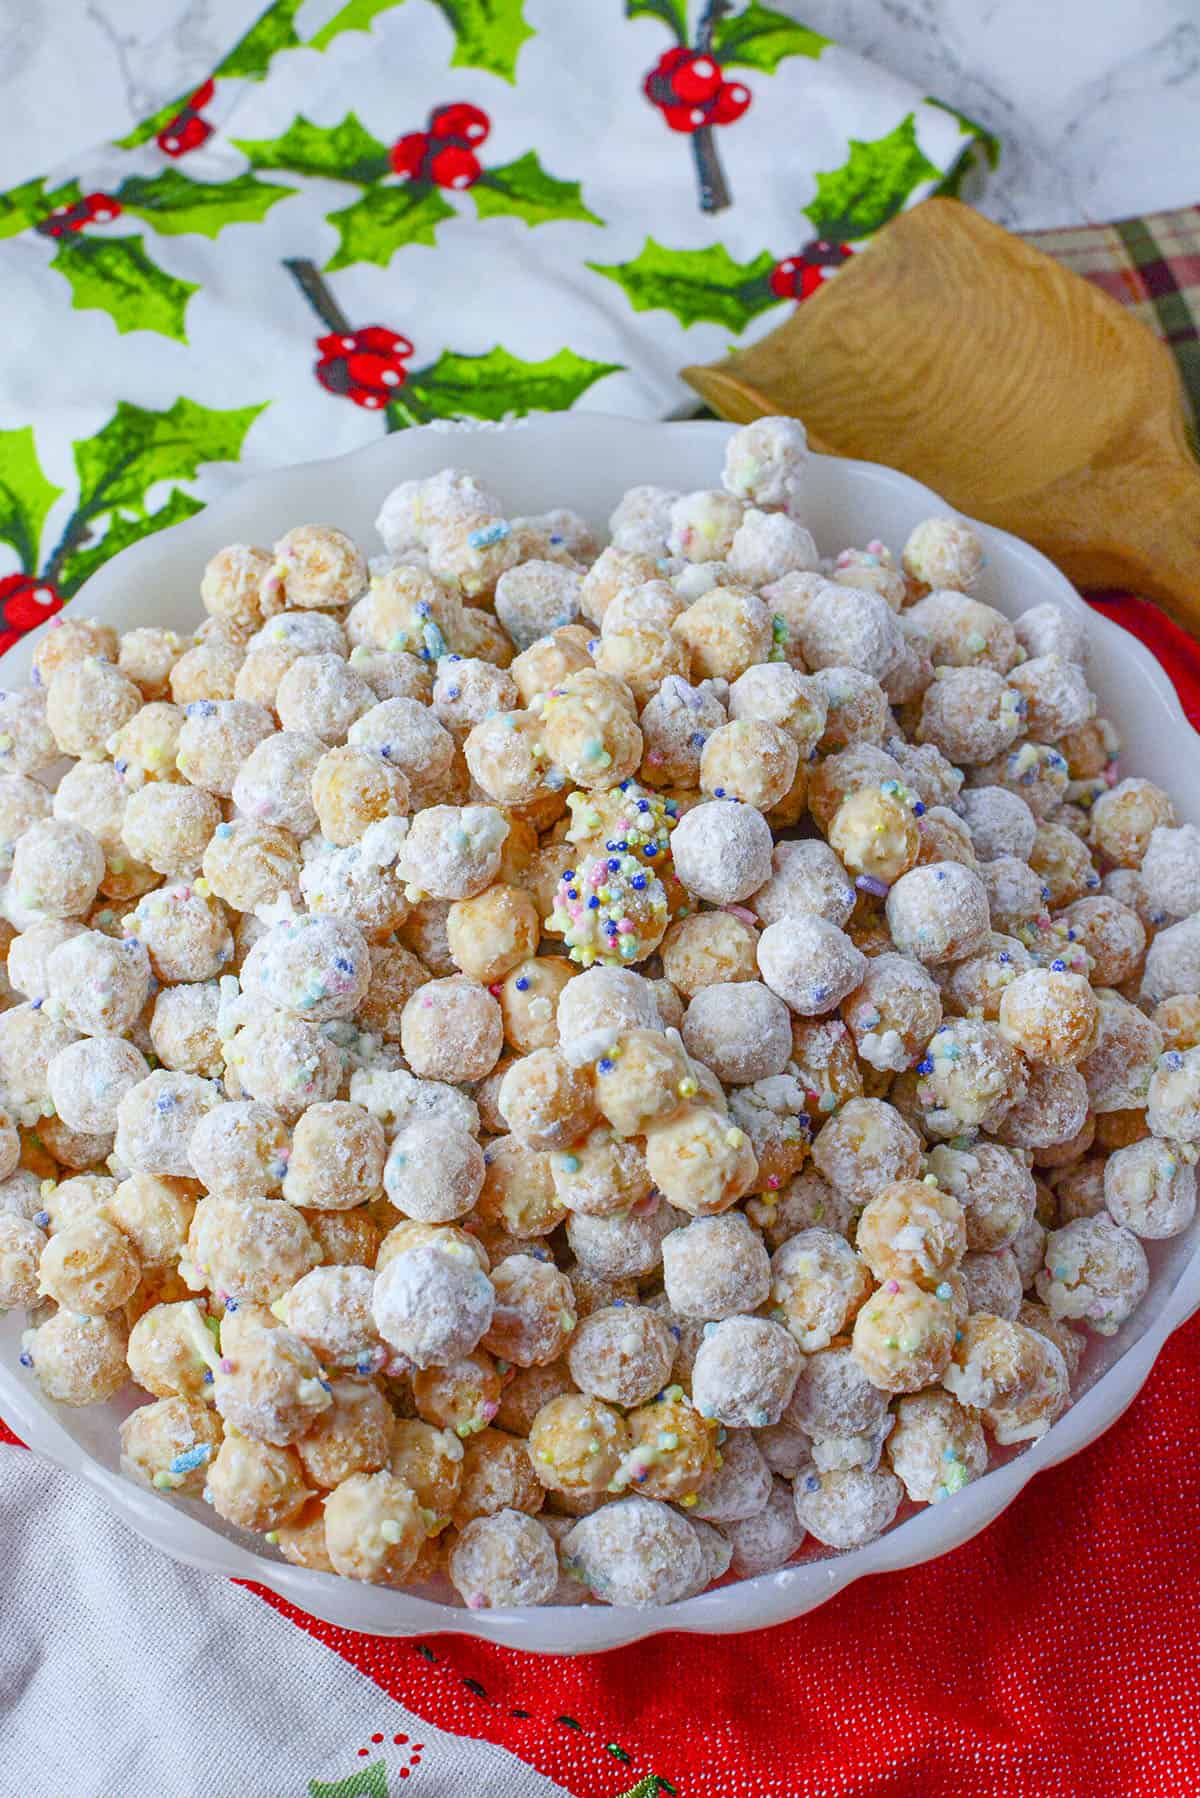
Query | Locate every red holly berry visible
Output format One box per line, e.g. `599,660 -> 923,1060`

82,193 -> 122,224
643,51 -> 752,133
157,110 -> 213,157
660,101 -> 712,134
426,144 -> 480,190
189,79 -> 215,110
315,327 -> 412,410
0,574 -> 62,635
671,53 -> 723,104
769,240 -> 854,301
389,132 -> 429,178
707,79 -> 752,123
37,191 -> 123,237
428,103 -> 490,147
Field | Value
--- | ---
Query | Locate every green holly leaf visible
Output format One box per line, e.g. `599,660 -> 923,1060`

0,177 -> 82,240
308,1761 -> 389,1798
56,487 -> 204,597
393,345 -> 622,428
215,0 -> 306,78
472,152 -> 602,228
114,93 -> 193,151
711,1 -> 828,71
805,113 -> 940,240
588,237 -> 778,331
307,0 -> 405,50
325,183 -> 455,271
50,235 -> 199,340
0,428 -> 62,574
233,113 -> 391,185
73,397 -> 266,524
116,168 -> 296,238
624,0 -> 688,41
431,0 -> 534,83
925,97 -> 1002,168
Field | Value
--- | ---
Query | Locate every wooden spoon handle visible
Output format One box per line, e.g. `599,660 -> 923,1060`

1053,440 -> 1200,632
684,359 -> 1200,638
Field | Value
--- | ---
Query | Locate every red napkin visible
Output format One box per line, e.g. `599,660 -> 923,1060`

4,593 -> 1199,1798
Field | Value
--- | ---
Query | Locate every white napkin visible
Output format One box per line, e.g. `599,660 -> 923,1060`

0,1442 -> 572,1798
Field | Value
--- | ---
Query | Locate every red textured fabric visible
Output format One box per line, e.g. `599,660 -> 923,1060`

4,595 -> 1200,1798
256,1313 -> 1200,1798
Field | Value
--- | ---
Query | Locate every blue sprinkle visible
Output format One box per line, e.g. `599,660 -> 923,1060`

998,951 -> 1011,964
224,1298 -> 239,1312
643,844 -> 657,857
515,975 -> 530,992
1041,886 -> 1052,901
203,1368 -> 214,1384
805,1474 -> 820,1492
690,732 -> 707,748
114,758 -> 129,774
415,601 -> 431,619
631,874 -> 647,891
567,888 -> 579,901
934,869 -> 946,881
445,686 -> 460,701
607,858 -> 620,872
637,800 -> 649,812
168,1443 -> 213,1475
714,787 -> 725,798
587,895 -> 600,909
30,996 -> 43,1010
597,1057 -> 614,1074
913,801 -> 927,816
562,870 -> 575,882
335,957 -> 354,974
466,520 -> 510,549
33,1210 -> 49,1228
447,653 -> 461,663
1050,958 -> 1066,972
916,1058 -> 934,1075
18,1351 -> 32,1368
155,1092 -> 177,1113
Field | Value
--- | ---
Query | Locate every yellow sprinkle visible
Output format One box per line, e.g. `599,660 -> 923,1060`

724,1127 -> 745,1149
680,1492 -> 699,1508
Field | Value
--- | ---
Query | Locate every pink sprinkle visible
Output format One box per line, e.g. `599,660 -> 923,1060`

885,1280 -> 900,1295
767,1175 -> 781,1189
648,750 -> 664,765
422,996 -> 433,1007
219,1357 -> 234,1373
467,1593 -> 486,1610
617,918 -> 634,933
722,904 -> 757,926
589,864 -> 606,888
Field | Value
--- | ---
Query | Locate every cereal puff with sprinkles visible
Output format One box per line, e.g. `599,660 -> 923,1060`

547,849 -> 669,968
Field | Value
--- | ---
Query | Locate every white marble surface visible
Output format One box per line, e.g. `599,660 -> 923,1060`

0,0 -> 1197,226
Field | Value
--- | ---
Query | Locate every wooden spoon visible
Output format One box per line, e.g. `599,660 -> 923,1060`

682,198 -> 1200,630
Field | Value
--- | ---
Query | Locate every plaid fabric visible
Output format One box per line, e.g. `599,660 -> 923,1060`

1024,206 -> 1200,429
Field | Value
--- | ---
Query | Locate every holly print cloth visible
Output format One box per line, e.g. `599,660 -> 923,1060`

0,0 -> 995,644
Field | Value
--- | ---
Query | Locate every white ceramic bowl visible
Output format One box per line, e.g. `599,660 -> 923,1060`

2,414 -> 1198,1654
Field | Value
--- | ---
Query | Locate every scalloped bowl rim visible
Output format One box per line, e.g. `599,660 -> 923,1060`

0,412 -> 1197,1655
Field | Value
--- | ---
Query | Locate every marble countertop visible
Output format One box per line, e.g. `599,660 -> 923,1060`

1,0 -> 1197,225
